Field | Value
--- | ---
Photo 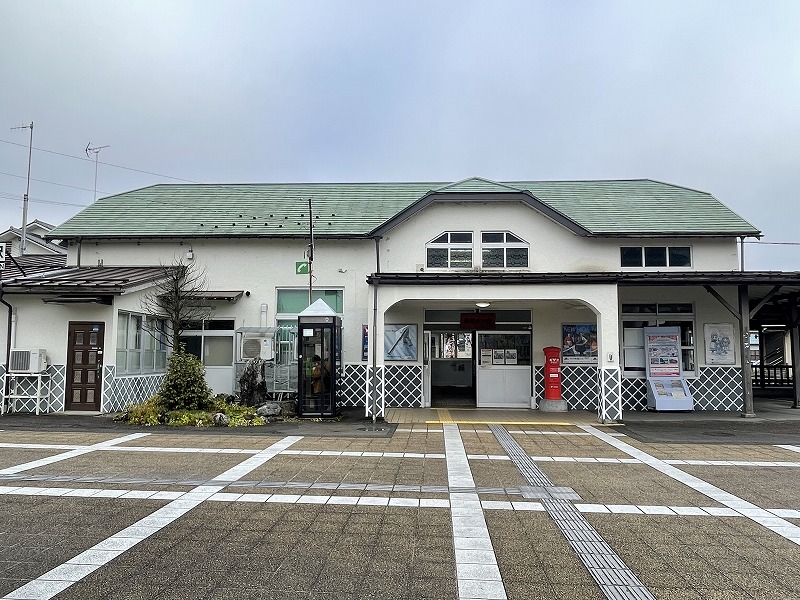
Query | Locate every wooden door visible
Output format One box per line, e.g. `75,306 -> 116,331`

66,322 -> 104,410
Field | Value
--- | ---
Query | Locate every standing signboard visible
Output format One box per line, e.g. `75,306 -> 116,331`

643,326 -> 693,411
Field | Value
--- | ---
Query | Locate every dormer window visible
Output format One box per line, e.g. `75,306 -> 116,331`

481,232 -> 528,268
426,232 -> 473,269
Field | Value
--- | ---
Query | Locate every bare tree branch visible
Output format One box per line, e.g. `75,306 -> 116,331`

140,258 -> 213,349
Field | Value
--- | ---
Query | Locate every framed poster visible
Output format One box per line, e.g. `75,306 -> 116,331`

561,323 -> 598,364
704,323 -> 735,365
384,324 -> 418,361
505,349 -> 518,365
492,349 -> 506,365
643,327 -> 681,377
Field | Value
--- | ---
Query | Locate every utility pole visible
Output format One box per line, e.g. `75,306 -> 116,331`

85,143 -> 110,202
11,122 -> 33,255
308,198 -> 314,306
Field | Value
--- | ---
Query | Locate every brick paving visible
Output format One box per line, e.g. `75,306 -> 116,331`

0,409 -> 799,599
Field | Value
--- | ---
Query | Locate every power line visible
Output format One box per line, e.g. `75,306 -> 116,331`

0,138 -> 199,183
0,191 -> 90,208
0,170 -> 103,194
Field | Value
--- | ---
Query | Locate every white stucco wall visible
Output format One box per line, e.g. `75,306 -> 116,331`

0,296 -> 113,365
67,238 -> 377,365
378,200 -> 739,272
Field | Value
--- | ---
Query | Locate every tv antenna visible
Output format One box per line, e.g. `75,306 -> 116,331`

11,122 -> 33,255
85,143 -> 110,202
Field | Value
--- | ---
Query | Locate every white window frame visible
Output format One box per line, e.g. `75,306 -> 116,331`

179,318 -> 236,367
116,311 -> 169,376
621,303 -> 696,378
275,288 -> 344,328
425,232 -> 473,270
620,246 -> 692,268
480,231 -> 529,269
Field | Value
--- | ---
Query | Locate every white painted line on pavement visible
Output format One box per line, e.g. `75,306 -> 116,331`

776,444 -> 800,454
1,435 -> 302,600
582,425 -> 800,547
0,433 -> 150,475
444,423 -> 507,600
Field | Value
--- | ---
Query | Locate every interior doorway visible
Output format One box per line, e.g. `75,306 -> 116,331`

427,330 -> 475,407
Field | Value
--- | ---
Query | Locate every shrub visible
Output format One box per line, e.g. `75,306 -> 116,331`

159,349 -> 212,411
126,395 -> 167,426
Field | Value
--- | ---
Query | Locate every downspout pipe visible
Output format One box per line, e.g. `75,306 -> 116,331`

370,236 -> 382,423
1,288 -> 12,401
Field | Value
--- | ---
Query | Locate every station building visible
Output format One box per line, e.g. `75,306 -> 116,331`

1,177 -> 798,420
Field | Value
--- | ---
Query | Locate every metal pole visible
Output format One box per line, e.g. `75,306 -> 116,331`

10,122 -> 34,256
308,198 -> 314,306
739,284 -> 756,417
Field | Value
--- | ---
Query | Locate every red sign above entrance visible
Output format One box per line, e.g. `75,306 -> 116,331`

460,312 -> 496,330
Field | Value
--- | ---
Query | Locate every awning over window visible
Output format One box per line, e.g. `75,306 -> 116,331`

194,290 -> 244,302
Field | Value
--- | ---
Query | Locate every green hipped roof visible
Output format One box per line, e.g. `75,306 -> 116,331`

49,178 -> 760,239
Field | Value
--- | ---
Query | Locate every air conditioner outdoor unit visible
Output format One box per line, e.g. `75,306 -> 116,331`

9,349 -> 48,374
240,334 -> 274,361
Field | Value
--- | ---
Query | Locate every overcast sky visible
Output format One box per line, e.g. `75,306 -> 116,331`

1,0 -> 798,269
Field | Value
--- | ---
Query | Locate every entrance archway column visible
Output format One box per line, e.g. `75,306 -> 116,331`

589,286 -> 622,423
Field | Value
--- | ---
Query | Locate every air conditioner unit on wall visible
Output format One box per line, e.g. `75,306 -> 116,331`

9,349 -> 48,374
240,334 -> 274,361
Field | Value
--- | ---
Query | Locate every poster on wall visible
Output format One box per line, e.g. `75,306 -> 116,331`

362,325 -> 369,361
561,323 -> 598,364
644,327 -> 681,377
492,349 -> 505,365
384,324 -> 418,361
704,323 -> 735,365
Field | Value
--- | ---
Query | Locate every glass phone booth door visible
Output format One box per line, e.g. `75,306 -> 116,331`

298,324 -> 336,417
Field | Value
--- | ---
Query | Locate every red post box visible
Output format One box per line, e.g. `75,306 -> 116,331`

543,346 -> 562,400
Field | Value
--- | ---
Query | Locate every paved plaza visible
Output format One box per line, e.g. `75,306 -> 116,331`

0,408 -> 799,599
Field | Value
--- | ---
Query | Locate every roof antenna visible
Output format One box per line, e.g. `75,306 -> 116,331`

85,143 -> 110,203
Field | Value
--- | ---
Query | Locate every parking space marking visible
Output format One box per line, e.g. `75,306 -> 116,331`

776,444 -> 800,454
444,424 -> 507,600
583,425 -> 800,546
1,435 -> 301,600
0,433 -> 150,475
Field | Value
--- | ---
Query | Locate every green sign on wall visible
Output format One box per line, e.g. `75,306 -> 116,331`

295,261 -> 310,275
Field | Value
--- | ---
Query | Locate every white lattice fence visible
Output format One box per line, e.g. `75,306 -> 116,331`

0,365 -> 65,414
690,367 -> 743,411
102,365 -> 165,413
599,367 -> 622,422
621,378 -> 648,411
384,365 -> 423,408
621,367 -> 743,412
534,366 -> 599,410
337,363 -> 368,407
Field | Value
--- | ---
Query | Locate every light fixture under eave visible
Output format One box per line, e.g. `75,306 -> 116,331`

475,302 -> 491,308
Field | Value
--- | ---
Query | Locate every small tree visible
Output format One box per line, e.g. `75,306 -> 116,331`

140,258 -> 213,350
159,348 -> 212,411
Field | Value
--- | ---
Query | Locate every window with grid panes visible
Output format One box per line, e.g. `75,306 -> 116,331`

620,246 -> 692,268
275,289 -> 344,328
481,231 -> 529,268
426,232 -> 473,269
116,311 -> 169,375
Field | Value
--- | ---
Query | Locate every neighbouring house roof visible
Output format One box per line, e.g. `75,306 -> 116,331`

0,254 -> 67,280
47,178 -> 761,240
0,226 -> 67,255
0,265 -> 172,295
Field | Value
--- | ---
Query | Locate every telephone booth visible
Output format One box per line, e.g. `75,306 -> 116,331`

297,299 -> 341,417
